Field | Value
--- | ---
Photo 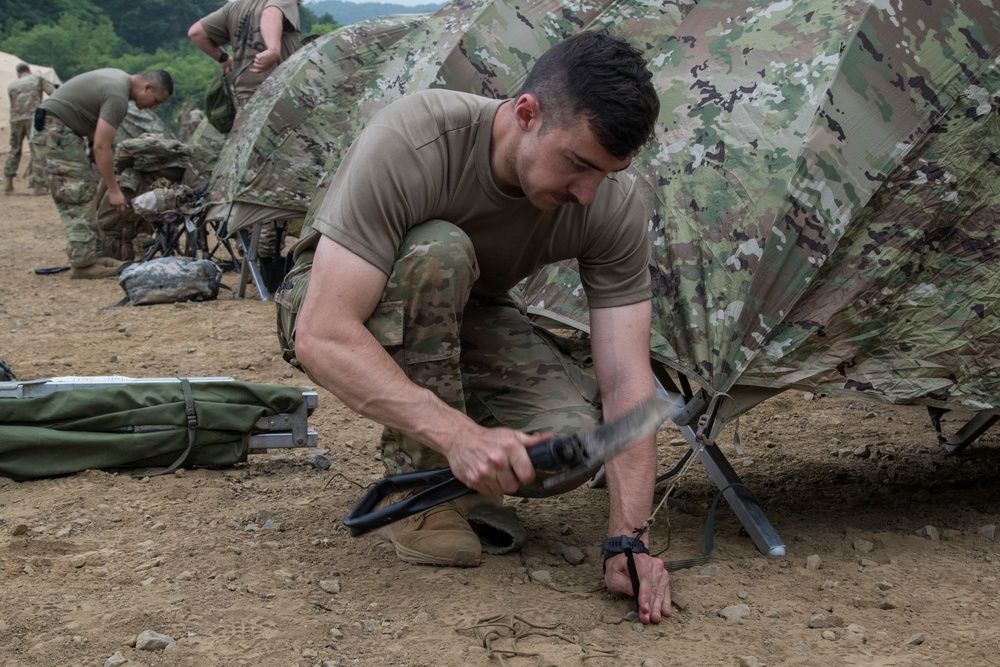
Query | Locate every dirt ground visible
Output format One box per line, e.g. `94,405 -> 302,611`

3,192 -> 1000,667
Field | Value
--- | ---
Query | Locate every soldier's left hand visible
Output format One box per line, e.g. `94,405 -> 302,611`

604,552 -> 671,624
251,49 -> 280,73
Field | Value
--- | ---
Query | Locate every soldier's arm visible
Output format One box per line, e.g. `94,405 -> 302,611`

187,20 -> 230,66
92,118 -> 126,213
294,235 -> 543,495
251,6 -> 285,73
590,299 -> 671,624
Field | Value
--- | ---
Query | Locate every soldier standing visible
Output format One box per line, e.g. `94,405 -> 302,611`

188,0 -> 303,282
5,63 -> 56,195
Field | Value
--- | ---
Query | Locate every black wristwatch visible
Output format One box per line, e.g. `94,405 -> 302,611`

218,51 -> 230,63
602,535 -> 650,572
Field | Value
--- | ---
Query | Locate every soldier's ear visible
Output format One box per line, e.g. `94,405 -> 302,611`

512,94 -> 541,132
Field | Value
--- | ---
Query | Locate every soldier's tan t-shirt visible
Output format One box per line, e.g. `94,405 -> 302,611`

38,68 -> 130,138
305,89 -> 652,308
7,74 -> 57,123
199,0 -> 301,101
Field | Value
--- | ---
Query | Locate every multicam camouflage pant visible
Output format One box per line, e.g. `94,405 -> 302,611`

5,118 -> 46,187
276,221 -> 602,495
30,115 -> 100,267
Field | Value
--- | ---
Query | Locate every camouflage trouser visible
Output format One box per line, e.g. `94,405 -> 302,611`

276,221 -> 601,496
5,118 -> 42,185
30,115 -> 100,267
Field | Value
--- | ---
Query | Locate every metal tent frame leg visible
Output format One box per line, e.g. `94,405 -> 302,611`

653,362 -> 786,557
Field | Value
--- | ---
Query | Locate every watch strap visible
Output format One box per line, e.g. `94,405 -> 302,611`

602,535 -> 649,568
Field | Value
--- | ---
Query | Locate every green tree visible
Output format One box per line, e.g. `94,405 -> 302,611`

300,5 -> 340,38
87,0 -> 221,54
0,13 -> 124,79
0,0 -> 106,37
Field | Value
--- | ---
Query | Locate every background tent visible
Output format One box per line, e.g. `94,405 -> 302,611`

206,0 -> 693,238
0,52 -> 59,168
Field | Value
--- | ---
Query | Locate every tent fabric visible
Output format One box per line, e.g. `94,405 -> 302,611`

210,0 -> 1000,416
0,381 -> 304,481
525,0 -> 1000,414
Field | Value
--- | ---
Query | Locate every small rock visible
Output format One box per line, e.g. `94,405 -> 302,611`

307,452 -> 331,470
530,570 -> 552,584
699,564 -> 720,577
739,657 -> 765,667
853,444 -> 870,457
329,627 -> 344,639
10,524 -> 28,536
902,633 -> 924,646
561,546 -> 585,565
71,555 -> 87,568
819,579 -> 837,591
877,580 -> 894,591
718,604 -> 751,622
104,651 -> 128,667
860,559 -> 878,568
845,623 -> 868,645
853,539 -> 874,554
916,526 -> 940,541
977,524 -> 996,540
319,579 -> 341,594
640,659 -> 663,667
413,610 -> 433,623
808,614 -> 828,629
135,630 -> 175,651
806,554 -> 822,570
822,630 -> 837,641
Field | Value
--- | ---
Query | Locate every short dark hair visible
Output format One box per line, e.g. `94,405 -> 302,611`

141,70 -> 174,96
518,30 -> 659,160
16,63 -> 30,74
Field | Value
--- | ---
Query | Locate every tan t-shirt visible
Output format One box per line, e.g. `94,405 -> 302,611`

38,68 -> 130,138
306,89 -> 652,308
199,0 -> 301,101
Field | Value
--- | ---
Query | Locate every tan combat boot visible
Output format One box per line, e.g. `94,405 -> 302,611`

70,257 -> 129,280
377,493 -> 482,567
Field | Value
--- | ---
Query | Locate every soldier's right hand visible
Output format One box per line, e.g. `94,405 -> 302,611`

108,189 -> 128,214
445,426 -> 549,496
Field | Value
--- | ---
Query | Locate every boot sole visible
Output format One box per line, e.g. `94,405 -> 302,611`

393,543 -> 480,567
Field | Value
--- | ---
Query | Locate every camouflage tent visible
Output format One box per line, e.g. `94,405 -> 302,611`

526,0 -> 1000,422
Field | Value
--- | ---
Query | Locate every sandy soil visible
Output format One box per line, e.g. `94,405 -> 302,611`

3,192 -> 1000,667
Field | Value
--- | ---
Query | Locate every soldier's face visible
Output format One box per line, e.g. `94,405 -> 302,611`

136,86 -> 170,110
515,115 -> 631,211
